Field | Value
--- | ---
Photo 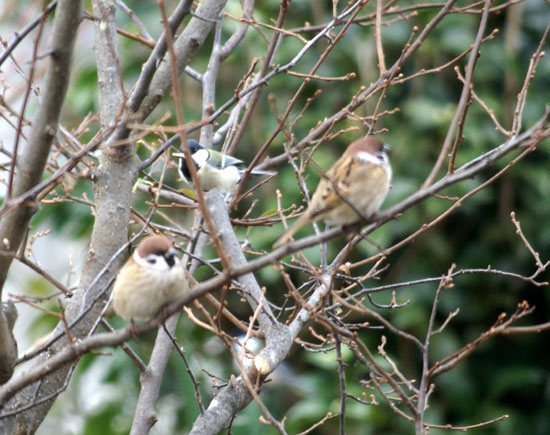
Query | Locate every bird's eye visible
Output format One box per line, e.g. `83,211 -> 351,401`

376,144 -> 390,160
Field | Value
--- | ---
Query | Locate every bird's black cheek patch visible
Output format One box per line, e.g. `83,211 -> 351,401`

180,158 -> 199,181
165,255 -> 176,268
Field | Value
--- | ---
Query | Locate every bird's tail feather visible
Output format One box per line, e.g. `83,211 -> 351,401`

247,168 -> 277,177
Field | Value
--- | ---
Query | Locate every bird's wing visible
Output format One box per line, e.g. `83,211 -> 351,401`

203,150 -> 243,169
307,155 -> 352,219
308,155 -> 382,220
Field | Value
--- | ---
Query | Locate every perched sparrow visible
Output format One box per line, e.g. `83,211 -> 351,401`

112,236 -> 185,321
174,139 -> 274,192
274,137 -> 391,248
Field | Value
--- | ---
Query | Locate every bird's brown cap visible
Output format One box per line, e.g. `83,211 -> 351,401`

345,137 -> 387,155
136,236 -> 173,257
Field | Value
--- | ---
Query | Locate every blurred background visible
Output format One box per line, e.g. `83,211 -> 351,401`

1,0 -> 549,433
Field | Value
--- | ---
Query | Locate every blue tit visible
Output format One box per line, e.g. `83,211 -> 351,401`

174,139 -> 274,192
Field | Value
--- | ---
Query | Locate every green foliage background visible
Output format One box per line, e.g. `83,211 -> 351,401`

5,1 -> 548,433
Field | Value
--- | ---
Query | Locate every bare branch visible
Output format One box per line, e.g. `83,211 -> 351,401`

0,0 -> 81,392
423,0 -> 492,185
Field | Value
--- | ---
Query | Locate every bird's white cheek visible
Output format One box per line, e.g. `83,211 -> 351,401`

192,149 -> 209,166
134,253 -> 177,271
356,151 -> 380,165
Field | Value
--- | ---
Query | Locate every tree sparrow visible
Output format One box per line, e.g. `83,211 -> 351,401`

174,139 -> 274,192
112,235 -> 185,321
274,137 -> 391,248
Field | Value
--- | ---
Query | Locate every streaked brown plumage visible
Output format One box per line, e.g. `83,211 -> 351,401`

274,138 -> 391,248
112,236 -> 185,320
